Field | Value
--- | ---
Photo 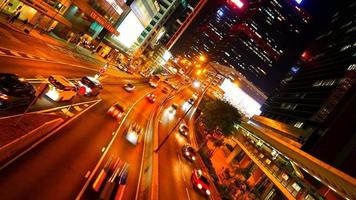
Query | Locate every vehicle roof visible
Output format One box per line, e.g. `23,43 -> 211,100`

85,76 -> 101,85
114,103 -> 125,110
50,75 -> 75,87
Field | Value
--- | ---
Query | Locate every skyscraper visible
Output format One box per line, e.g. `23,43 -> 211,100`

260,1 -> 356,176
174,0 -> 312,94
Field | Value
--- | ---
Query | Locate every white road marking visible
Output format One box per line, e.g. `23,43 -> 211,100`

112,132 -> 115,135
61,108 -> 74,117
84,104 -> 89,107
74,106 -> 82,112
185,188 -> 191,200
101,147 -> 106,152
177,151 -> 186,183
0,50 -> 6,55
85,171 -> 91,178
27,54 -> 35,59
9,50 -> 21,57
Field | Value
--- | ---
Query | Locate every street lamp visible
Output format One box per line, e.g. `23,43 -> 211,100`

193,80 -> 201,88
198,55 -> 207,63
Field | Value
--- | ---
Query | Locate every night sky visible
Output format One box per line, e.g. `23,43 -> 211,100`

172,0 -> 339,94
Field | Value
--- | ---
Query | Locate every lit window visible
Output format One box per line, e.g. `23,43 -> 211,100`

340,44 -> 351,52
347,64 -> 356,71
294,121 -> 304,128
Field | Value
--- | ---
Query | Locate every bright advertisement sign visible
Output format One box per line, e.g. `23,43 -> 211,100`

112,11 -> 145,48
220,79 -> 261,117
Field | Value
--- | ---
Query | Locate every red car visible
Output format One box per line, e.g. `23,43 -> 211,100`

107,103 -> 125,121
146,93 -> 157,103
191,169 -> 211,196
162,87 -> 169,94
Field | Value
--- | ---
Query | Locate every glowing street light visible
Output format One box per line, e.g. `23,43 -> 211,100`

198,55 -> 207,62
193,80 -> 201,88
196,69 -> 202,76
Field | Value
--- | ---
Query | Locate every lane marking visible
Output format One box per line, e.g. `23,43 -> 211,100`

61,108 -> 74,117
76,90 -> 154,200
74,106 -> 82,112
101,147 -> 106,152
9,50 -> 21,57
85,171 -> 91,178
27,54 -> 35,59
112,132 -> 115,135
185,188 -> 191,200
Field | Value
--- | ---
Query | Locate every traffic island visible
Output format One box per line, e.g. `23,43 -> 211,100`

0,99 -> 101,170
0,113 -> 64,166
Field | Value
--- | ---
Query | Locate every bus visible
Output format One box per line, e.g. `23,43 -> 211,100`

149,75 -> 160,88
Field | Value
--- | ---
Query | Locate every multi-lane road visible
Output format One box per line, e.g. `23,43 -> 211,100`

0,23 -> 215,200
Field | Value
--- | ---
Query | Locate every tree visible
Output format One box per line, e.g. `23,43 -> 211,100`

201,99 -> 242,137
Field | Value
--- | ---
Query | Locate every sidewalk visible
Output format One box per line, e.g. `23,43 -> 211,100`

0,12 -> 141,79
0,12 -> 106,62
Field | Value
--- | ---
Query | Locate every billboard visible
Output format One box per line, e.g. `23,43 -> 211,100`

112,11 -> 144,48
220,79 -> 261,117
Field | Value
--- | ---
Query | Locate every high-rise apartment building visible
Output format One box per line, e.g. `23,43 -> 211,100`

175,0 -> 311,94
260,1 -> 356,176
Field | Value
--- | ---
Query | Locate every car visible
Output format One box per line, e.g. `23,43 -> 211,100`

179,123 -> 189,137
188,98 -> 194,105
0,73 -> 36,109
191,169 -> 211,196
126,123 -> 143,145
171,84 -> 179,90
162,87 -> 169,94
168,103 -> 178,116
107,103 -> 125,121
182,144 -> 196,162
146,92 -> 157,103
126,67 -> 135,74
45,75 -> 77,102
124,83 -> 136,92
77,76 -> 102,96
116,64 -> 126,71
192,93 -> 198,99
139,71 -> 149,78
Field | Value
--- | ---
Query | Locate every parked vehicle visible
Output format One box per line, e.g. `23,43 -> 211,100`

0,73 -> 35,109
149,75 -> 161,88
45,75 -> 77,102
77,76 -> 102,96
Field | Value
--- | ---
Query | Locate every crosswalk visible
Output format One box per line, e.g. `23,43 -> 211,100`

0,47 -> 48,61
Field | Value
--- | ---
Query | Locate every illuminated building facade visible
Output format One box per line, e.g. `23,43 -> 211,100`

260,1 -> 356,177
176,0 -> 311,94
159,0 -> 207,50
128,0 -> 181,55
0,0 -> 72,31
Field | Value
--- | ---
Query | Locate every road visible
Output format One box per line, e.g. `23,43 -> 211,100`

157,86 -> 207,200
0,82 -> 157,199
0,24 -> 155,199
0,20 -> 215,200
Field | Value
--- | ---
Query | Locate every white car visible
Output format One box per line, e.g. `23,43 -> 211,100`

126,123 -> 143,145
45,75 -> 77,102
124,83 -> 136,92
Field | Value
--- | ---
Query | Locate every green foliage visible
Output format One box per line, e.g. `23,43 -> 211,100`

201,99 -> 242,137
152,66 -> 163,75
